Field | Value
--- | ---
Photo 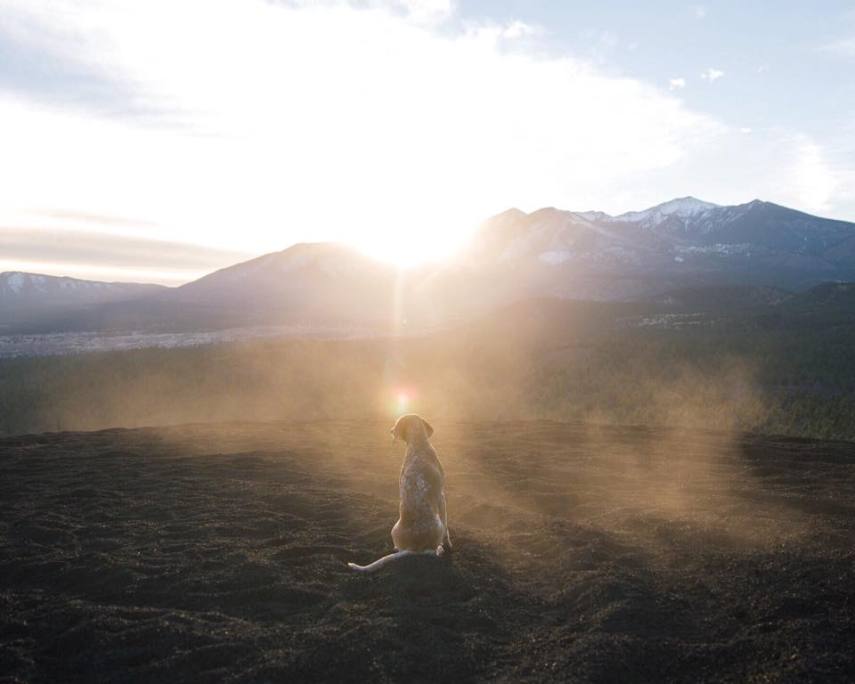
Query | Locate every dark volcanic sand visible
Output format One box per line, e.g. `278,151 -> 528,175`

1,420 -> 854,682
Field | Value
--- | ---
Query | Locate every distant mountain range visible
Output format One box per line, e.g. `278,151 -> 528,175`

0,272 -> 165,334
3,197 -> 855,335
461,197 -> 855,299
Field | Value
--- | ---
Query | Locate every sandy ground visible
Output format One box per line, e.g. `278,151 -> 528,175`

1,420 -> 854,682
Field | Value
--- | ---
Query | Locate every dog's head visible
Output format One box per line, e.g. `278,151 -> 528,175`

391,414 -> 434,444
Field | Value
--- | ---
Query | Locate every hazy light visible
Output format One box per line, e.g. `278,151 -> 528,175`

393,389 -> 414,416
0,259 -> 201,286
1,0 -> 850,279
0,0 -> 723,272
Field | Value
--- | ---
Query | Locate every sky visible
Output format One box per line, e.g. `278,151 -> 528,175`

1,0 -> 854,284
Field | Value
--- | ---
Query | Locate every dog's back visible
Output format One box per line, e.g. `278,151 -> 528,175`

396,442 -> 445,550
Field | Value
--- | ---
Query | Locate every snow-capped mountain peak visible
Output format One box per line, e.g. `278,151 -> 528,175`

0,272 -> 38,294
0,271 -> 166,310
615,196 -> 719,223
468,196 -> 855,281
574,210 -> 613,222
0,271 -> 159,297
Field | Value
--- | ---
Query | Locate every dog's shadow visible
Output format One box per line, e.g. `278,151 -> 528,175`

335,530 -> 526,681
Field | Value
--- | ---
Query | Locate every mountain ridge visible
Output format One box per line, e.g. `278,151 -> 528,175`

4,197 -> 855,335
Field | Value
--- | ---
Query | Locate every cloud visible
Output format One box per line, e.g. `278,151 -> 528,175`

400,0 -> 454,23
501,20 -> 539,40
0,3 -> 179,123
701,67 -> 724,82
462,19 -> 542,44
0,226 -> 250,285
0,0 -> 727,267
693,5 -> 708,19
821,37 -> 855,58
786,137 -> 840,212
739,127 -> 752,134
4,0 -> 852,271
32,211 -> 159,229
280,0 -> 455,24
631,127 -> 852,217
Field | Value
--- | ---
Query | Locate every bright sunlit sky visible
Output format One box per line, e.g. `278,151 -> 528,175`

1,0 -> 854,284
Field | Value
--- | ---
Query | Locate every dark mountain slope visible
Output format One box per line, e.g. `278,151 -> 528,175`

0,272 -> 166,333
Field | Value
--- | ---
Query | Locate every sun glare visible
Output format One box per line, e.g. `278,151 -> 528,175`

357,245 -> 427,269
349,227 -> 470,269
5,0 -> 800,276
394,390 -> 412,415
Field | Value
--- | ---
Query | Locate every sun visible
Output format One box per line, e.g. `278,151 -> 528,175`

345,214 -> 474,269
349,237 -> 442,269
357,245 -> 429,269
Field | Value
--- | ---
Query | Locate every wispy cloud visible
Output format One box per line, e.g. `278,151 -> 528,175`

32,211 -> 159,229
669,77 -> 687,90
787,137 -> 840,212
408,0 -> 454,22
281,0 -> 455,23
0,3 -> 180,124
688,129 -> 847,215
0,227 -> 251,285
0,0 -> 724,265
501,20 -> 539,40
820,37 -> 855,58
693,5 -> 708,19
701,67 -> 725,82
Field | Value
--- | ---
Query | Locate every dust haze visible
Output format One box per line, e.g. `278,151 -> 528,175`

0,302 -> 807,553
4,304 -> 854,680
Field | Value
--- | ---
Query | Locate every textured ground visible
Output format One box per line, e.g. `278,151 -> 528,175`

1,420 -> 854,682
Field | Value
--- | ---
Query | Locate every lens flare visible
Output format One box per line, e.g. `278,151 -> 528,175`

392,389 -> 415,416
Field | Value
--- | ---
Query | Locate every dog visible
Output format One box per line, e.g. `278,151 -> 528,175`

348,414 -> 452,572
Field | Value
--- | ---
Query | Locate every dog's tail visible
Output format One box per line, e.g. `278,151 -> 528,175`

347,549 -> 437,573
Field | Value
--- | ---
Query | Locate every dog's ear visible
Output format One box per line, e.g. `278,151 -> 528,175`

421,417 -> 434,438
391,416 -> 406,442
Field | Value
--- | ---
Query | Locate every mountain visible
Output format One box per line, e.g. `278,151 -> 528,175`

51,243 -> 435,334
161,242 -> 406,329
609,196 -> 720,227
179,197 -> 855,329
778,281 -> 855,326
466,197 -> 855,297
4,198 -> 855,337
171,242 -> 393,307
0,272 -> 164,303
650,284 -> 791,313
0,272 -> 166,333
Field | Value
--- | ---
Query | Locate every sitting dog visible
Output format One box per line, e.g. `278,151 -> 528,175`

348,414 -> 452,572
